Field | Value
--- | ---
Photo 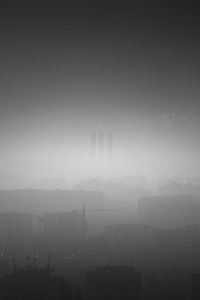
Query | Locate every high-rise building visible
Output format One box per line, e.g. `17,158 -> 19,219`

138,195 -> 200,228
0,213 -> 32,255
105,224 -> 153,267
43,211 -> 86,254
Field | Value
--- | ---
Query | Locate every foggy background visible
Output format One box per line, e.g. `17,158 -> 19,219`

0,1 -> 200,188
1,2 -> 200,300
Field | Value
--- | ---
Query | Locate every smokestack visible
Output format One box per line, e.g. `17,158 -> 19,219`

98,132 -> 104,159
108,132 -> 113,161
90,132 -> 96,159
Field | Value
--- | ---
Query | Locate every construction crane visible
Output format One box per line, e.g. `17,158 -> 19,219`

33,204 -> 120,237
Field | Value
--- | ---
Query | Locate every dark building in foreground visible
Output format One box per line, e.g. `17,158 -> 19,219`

86,265 -> 141,300
190,273 -> 200,300
2,261 -> 71,299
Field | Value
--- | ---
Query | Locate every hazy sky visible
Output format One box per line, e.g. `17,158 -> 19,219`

0,1 -> 200,186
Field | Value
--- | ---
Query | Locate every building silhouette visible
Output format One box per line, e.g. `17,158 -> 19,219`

138,195 -> 200,228
43,210 -> 86,254
0,190 -> 103,213
105,224 -> 153,267
0,212 -> 32,255
2,256 -> 71,299
2,257 -> 71,300
86,265 -> 141,300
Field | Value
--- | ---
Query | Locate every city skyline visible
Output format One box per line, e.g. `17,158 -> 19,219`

1,2 -> 200,299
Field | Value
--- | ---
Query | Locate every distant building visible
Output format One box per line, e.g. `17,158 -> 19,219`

105,224 -> 153,266
86,265 -> 141,300
0,214 -> 5,251
43,211 -> 86,254
0,213 -> 32,255
39,178 -> 66,190
2,260 -> 71,299
186,177 -> 200,186
138,195 -> 200,228
0,190 -> 104,214
114,176 -> 147,188
158,181 -> 183,195
153,226 -> 200,270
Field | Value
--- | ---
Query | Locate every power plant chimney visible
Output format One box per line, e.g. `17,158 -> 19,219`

108,132 -> 113,161
98,132 -> 104,159
90,132 -> 96,159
